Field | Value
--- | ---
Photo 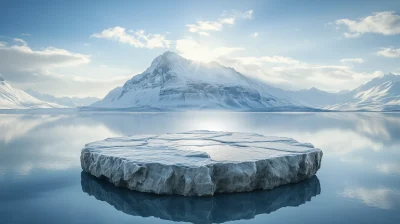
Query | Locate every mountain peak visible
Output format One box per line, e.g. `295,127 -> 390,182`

145,51 -> 189,74
0,74 -> 5,82
148,51 -> 185,68
160,51 -> 186,64
162,51 -> 180,57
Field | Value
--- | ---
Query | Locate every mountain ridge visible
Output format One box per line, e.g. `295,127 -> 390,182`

25,89 -> 100,107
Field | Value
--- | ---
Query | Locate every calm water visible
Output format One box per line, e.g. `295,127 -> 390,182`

0,112 -> 399,224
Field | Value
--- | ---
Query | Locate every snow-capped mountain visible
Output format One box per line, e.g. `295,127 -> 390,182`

326,74 -> 400,111
0,75 -> 63,109
25,89 -> 100,107
92,51 -> 301,111
273,73 -> 400,111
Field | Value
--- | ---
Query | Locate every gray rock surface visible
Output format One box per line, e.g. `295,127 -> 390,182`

80,130 -> 323,196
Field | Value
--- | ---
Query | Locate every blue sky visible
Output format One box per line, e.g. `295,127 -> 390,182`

0,0 -> 399,97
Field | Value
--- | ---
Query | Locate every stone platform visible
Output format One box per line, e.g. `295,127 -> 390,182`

80,130 -> 322,196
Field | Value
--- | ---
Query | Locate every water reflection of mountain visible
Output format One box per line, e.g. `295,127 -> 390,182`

81,172 -> 321,223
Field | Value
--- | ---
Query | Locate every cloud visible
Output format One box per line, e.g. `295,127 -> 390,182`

187,21 -> 223,37
344,32 -> 361,38
221,9 -> 253,20
0,39 -> 132,98
237,56 -> 300,66
219,55 -> 382,91
377,47 -> 400,58
198,31 -> 210,36
250,32 -> 259,38
0,39 -> 90,78
176,39 -> 244,62
336,11 -> 400,38
219,18 -> 235,25
186,10 -> 253,36
20,33 -> 31,36
92,26 -> 170,48
340,187 -> 400,209
13,38 -> 27,45
340,58 -> 364,64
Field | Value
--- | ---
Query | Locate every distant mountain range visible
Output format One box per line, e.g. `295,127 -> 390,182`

0,75 -> 99,109
0,52 -> 399,111
25,89 -> 100,108
91,51 -> 400,112
257,73 -> 400,111
0,75 -> 63,109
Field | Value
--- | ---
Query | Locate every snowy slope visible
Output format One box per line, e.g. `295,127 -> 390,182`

0,76 -> 63,109
92,52 -> 295,110
326,74 -> 400,111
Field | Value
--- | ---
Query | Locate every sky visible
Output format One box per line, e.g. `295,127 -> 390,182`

0,0 -> 400,97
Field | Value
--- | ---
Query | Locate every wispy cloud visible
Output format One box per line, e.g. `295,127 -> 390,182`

236,56 -> 300,66
250,32 -> 259,38
377,47 -> 400,58
336,11 -> 400,38
186,10 -> 253,36
20,33 -> 31,36
91,26 -> 170,48
0,39 -> 90,75
343,32 -> 361,38
13,38 -> 27,45
219,55 -> 382,91
340,58 -> 364,64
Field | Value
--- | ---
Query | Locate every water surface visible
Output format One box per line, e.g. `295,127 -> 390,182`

1,112 -> 399,223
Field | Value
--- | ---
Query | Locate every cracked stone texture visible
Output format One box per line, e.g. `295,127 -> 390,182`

80,130 -> 323,196
81,172 -> 321,223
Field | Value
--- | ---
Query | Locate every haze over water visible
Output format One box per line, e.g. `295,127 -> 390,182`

0,112 -> 399,224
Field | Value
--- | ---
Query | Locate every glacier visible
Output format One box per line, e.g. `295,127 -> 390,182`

80,130 -> 323,196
